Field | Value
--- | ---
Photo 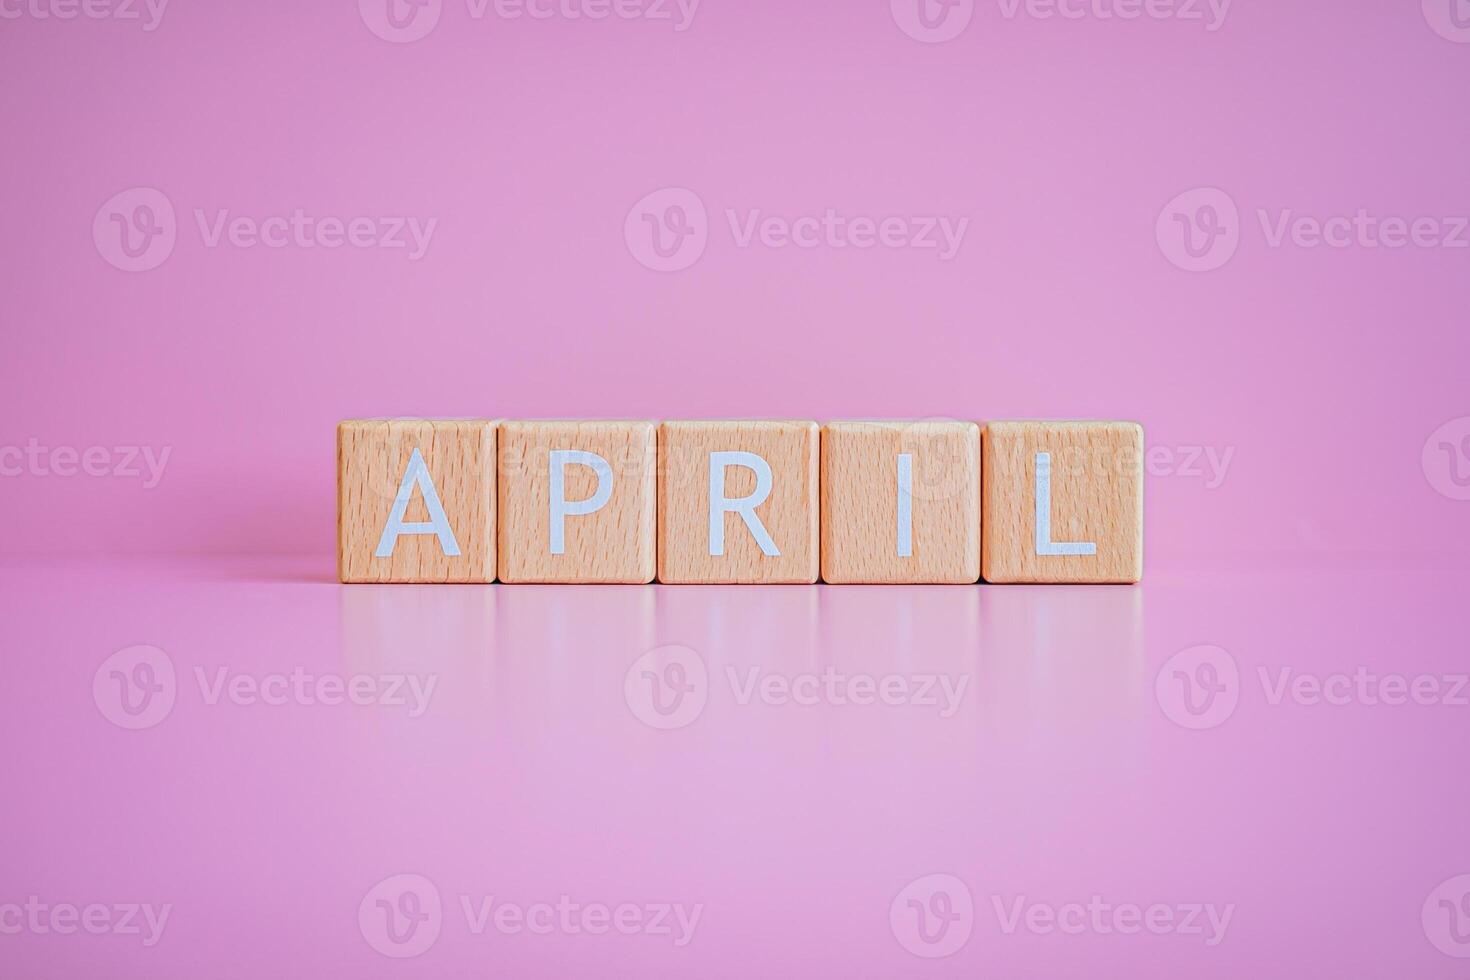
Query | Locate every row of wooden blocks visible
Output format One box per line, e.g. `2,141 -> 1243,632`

337,420 -> 1144,584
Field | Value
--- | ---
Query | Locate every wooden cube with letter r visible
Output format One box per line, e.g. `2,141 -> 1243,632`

337,419 -> 497,583
657,421 -> 819,584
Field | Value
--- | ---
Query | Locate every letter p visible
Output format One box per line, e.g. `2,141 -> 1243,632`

549,450 -> 613,554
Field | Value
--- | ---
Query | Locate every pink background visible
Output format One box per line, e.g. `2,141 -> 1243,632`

4,3 -> 1470,979
3,0 -> 1467,563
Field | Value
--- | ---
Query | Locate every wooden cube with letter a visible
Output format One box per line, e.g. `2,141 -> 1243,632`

821,420 -> 980,584
497,420 -> 656,583
981,421 -> 1143,584
658,421 -> 819,584
337,419 -> 497,583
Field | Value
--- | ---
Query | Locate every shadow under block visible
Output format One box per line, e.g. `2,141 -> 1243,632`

820,421 -> 980,584
657,421 -> 820,584
980,421 -> 1143,584
337,420 -> 497,583
497,420 -> 656,584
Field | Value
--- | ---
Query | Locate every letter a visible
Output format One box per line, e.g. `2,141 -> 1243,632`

375,448 -> 462,557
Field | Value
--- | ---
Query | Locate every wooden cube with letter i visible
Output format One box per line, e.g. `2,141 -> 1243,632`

821,420 -> 981,584
337,419 -> 497,583
980,421 -> 1144,584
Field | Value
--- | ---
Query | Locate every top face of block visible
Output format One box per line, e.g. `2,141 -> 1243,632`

657,421 -> 819,584
821,421 -> 980,584
981,421 -> 1143,584
337,420 -> 496,583
497,420 -> 656,584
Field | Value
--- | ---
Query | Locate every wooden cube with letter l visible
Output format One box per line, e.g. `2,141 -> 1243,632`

980,421 -> 1143,584
337,419 -> 497,583
657,420 -> 820,584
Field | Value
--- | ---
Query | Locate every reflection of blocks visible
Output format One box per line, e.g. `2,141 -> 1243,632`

981,421 -> 1143,584
657,421 -> 819,584
821,421 -> 980,584
337,420 -> 497,583
497,421 -> 656,583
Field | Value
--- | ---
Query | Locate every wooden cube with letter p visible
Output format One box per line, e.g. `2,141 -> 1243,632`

337,419 -> 497,583
497,420 -> 657,583
657,421 -> 819,584
821,420 -> 980,584
981,421 -> 1144,584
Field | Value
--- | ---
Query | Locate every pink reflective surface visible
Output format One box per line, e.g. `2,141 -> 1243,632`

3,556 -> 1467,977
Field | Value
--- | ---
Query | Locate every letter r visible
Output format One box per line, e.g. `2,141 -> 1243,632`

708,451 -> 779,557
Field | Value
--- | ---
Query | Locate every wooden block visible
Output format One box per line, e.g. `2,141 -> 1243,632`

820,420 -> 980,584
981,421 -> 1143,584
658,421 -> 819,584
497,420 -> 656,583
337,420 -> 497,584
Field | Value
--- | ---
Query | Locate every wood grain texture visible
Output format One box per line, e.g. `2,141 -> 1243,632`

657,421 -> 819,584
497,420 -> 656,584
821,421 -> 980,584
337,419 -> 496,584
981,421 -> 1143,584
